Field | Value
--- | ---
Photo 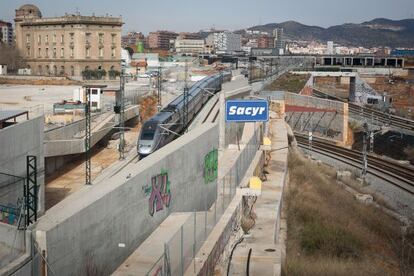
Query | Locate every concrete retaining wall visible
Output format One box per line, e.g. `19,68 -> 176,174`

0,116 -> 45,214
0,224 -> 32,275
285,92 -> 348,143
34,123 -> 219,275
44,106 -> 139,158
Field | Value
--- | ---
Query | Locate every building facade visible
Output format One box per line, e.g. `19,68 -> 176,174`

273,28 -> 285,54
258,35 -> 273,49
174,38 -> 206,54
206,32 -> 241,53
148,31 -> 178,50
0,20 -> 13,45
14,4 -> 123,78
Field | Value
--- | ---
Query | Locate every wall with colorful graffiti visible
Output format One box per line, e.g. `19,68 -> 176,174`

204,149 -> 218,184
34,123 -> 219,275
142,169 -> 171,216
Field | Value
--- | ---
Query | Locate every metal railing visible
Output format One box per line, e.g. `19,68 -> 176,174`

146,130 -> 260,276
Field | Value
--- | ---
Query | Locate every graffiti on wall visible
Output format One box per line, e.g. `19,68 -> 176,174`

146,170 -> 171,216
0,198 -> 23,226
204,149 -> 218,184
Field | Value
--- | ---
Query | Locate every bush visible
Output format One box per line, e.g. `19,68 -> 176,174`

82,68 -> 107,80
108,69 -> 120,80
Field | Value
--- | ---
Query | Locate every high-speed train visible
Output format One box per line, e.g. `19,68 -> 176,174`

137,71 -> 232,157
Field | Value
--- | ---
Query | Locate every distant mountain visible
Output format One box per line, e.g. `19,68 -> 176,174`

243,18 -> 414,48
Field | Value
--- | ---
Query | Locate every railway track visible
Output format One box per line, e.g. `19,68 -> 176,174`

295,133 -> 414,195
202,97 -> 220,124
312,89 -> 414,132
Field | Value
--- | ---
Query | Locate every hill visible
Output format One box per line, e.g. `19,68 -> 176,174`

244,18 -> 414,48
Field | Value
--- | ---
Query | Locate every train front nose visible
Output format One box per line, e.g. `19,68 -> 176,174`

138,140 -> 154,156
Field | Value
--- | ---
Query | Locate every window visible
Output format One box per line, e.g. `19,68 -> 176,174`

53,34 -> 56,43
99,33 -> 104,44
70,33 -> 74,42
86,47 -> 90,57
70,66 -> 74,76
38,65 -> 42,75
45,35 -> 49,43
26,34 -> 30,43
38,48 -> 41,57
60,66 -> 65,75
92,102 -> 98,107
111,34 -> 116,43
60,48 -> 64,58
60,34 -> 64,43
91,89 -> 98,95
86,33 -> 91,43
99,48 -> 103,57
111,48 -> 115,57
53,48 -> 56,58
45,47 -> 49,57
27,47 -> 30,56
70,48 -> 74,58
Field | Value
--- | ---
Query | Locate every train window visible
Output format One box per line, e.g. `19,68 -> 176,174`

141,132 -> 155,140
141,123 -> 157,140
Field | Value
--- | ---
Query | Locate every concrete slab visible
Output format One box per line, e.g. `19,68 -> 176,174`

227,118 -> 288,276
113,213 -> 191,275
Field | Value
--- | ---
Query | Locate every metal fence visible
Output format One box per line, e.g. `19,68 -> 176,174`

147,129 -> 260,276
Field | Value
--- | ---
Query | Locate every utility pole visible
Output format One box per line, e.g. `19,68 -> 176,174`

249,55 -> 253,84
85,87 -> 92,185
369,131 -> 374,153
361,122 -> 369,182
183,61 -> 189,128
157,66 -> 162,111
119,69 -> 125,160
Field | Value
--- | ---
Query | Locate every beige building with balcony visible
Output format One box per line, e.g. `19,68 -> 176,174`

14,4 -> 123,78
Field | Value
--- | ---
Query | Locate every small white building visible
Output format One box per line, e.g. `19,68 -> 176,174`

73,85 -> 107,111
121,48 -> 131,67
0,64 -> 7,75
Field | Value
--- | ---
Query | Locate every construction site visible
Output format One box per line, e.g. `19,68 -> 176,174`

0,53 -> 413,276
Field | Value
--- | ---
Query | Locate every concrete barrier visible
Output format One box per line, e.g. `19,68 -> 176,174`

260,91 -> 348,144
34,123 -> 219,275
0,116 -> 45,214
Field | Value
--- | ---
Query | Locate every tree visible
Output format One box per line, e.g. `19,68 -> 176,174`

0,44 -> 26,73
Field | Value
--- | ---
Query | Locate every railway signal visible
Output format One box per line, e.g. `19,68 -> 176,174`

119,68 -> 126,160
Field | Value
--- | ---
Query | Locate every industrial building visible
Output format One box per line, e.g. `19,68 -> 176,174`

0,20 -> 13,45
14,4 -> 123,78
206,31 -> 241,53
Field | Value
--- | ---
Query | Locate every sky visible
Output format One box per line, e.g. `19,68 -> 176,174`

1,0 -> 414,34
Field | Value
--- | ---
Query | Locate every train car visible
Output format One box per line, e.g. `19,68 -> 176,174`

137,71 -> 231,158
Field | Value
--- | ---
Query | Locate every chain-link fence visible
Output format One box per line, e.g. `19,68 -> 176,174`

147,130 -> 260,276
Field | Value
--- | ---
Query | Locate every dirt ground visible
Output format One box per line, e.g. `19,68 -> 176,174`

45,95 -> 158,210
0,77 -> 82,86
284,150 -> 414,276
266,73 -> 310,93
